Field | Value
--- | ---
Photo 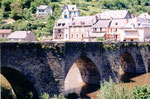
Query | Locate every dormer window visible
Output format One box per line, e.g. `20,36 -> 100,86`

62,23 -> 65,26
58,23 -> 61,26
72,22 -> 75,25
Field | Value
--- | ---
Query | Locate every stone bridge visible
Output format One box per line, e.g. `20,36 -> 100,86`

0,42 -> 150,98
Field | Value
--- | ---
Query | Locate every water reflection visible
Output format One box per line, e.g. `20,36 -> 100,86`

65,72 -> 150,99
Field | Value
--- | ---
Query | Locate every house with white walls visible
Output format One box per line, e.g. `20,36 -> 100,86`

121,17 -> 150,41
53,19 -> 72,41
62,5 -> 80,19
36,5 -> 52,19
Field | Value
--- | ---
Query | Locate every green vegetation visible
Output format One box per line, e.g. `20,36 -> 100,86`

96,37 -> 105,42
98,79 -> 131,99
0,0 -> 150,38
97,78 -> 150,99
132,85 -> 150,99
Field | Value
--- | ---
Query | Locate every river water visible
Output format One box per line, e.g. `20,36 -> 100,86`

65,63 -> 150,99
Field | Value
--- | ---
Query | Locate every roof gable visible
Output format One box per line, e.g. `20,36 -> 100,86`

100,10 -> 131,19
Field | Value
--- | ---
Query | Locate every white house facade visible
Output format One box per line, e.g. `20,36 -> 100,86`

62,5 -> 80,19
36,5 -> 52,19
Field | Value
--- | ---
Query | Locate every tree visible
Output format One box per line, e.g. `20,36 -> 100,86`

23,8 -> 32,20
10,1 -> 23,20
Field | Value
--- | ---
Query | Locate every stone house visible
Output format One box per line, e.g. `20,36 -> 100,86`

53,19 -> 72,41
62,5 -> 80,19
0,29 -> 12,38
121,17 -> 150,41
69,16 -> 97,41
90,20 -> 111,41
36,5 -> 52,19
8,31 -> 36,42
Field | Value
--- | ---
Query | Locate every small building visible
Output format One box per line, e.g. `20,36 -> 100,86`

8,31 -> 36,42
0,29 -> 12,38
121,17 -> 150,41
53,19 -> 72,41
62,5 -> 80,19
36,5 -> 52,19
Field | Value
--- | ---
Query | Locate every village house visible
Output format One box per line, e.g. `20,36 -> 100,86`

36,5 -> 52,19
53,19 -> 72,41
8,31 -> 36,42
68,16 -> 97,41
90,10 -> 132,41
62,5 -> 80,19
0,29 -> 12,38
90,20 -> 111,41
121,17 -> 150,41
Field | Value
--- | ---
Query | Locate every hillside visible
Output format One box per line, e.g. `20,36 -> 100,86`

0,0 -> 150,38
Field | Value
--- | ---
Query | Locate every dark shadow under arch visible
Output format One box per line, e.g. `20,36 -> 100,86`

1,67 -> 38,99
120,52 -> 136,73
65,56 -> 101,98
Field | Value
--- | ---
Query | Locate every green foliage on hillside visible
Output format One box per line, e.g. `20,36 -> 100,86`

0,0 -> 150,37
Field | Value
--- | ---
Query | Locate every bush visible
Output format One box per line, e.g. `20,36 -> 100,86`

1,86 -> 14,99
98,78 -> 131,99
96,37 -> 105,41
40,92 -> 50,99
132,85 -> 150,99
0,38 -> 8,41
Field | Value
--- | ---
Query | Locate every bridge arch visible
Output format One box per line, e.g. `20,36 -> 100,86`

1,67 -> 38,99
64,56 -> 101,96
120,52 -> 136,73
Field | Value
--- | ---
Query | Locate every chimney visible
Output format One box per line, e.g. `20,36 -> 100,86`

126,18 -> 129,23
26,29 -> 28,35
136,18 -> 139,27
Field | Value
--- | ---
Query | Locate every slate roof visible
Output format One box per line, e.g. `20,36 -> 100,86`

92,20 -> 111,28
110,19 -> 130,28
124,17 -> 150,28
54,19 -> 72,28
8,31 -> 31,39
100,10 -> 130,19
37,5 -> 50,10
71,16 -> 95,26
139,13 -> 150,19
64,5 -> 79,11
0,29 -> 12,34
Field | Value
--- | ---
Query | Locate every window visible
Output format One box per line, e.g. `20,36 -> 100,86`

2,34 -> 4,37
100,28 -> 102,32
62,23 -> 65,26
72,34 -> 74,38
77,34 -> 78,38
66,34 -> 67,38
115,23 -> 118,25
115,29 -> 117,32
58,29 -> 61,33
58,23 -> 61,26
131,39 -> 133,41
82,34 -> 84,39
39,9 -> 44,12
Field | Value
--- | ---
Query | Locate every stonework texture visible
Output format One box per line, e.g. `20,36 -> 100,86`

0,42 -> 150,97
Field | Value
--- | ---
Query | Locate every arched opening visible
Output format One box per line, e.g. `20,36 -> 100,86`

1,67 -> 38,99
65,56 -> 101,98
119,52 -> 137,83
